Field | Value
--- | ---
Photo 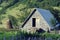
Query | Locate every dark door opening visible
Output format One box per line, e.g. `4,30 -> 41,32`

32,18 -> 36,27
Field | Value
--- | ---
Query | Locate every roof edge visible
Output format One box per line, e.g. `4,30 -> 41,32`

21,9 -> 36,27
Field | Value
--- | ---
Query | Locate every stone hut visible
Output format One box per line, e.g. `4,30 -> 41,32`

22,8 -> 57,32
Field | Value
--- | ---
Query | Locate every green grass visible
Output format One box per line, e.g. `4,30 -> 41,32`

0,30 -> 60,40
0,30 -> 17,40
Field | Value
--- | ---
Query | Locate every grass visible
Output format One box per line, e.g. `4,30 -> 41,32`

0,29 -> 60,40
0,3 -> 32,28
0,4 -> 34,28
0,29 -> 18,40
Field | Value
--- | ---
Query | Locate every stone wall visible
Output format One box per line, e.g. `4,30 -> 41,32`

23,10 -> 51,32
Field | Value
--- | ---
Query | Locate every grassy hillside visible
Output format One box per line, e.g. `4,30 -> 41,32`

0,0 -> 60,28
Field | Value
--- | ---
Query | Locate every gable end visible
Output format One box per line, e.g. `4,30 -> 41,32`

22,9 -> 36,27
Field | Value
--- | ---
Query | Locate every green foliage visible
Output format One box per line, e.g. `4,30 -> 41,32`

8,15 -> 18,28
49,7 -> 60,22
0,30 -> 18,40
0,30 -> 60,40
42,32 -> 60,40
50,18 -> 56,26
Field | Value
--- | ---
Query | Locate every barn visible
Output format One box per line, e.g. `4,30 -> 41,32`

22,8 -> 57,32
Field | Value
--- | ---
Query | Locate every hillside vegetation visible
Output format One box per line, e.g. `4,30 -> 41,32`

0,0 -> 60,28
